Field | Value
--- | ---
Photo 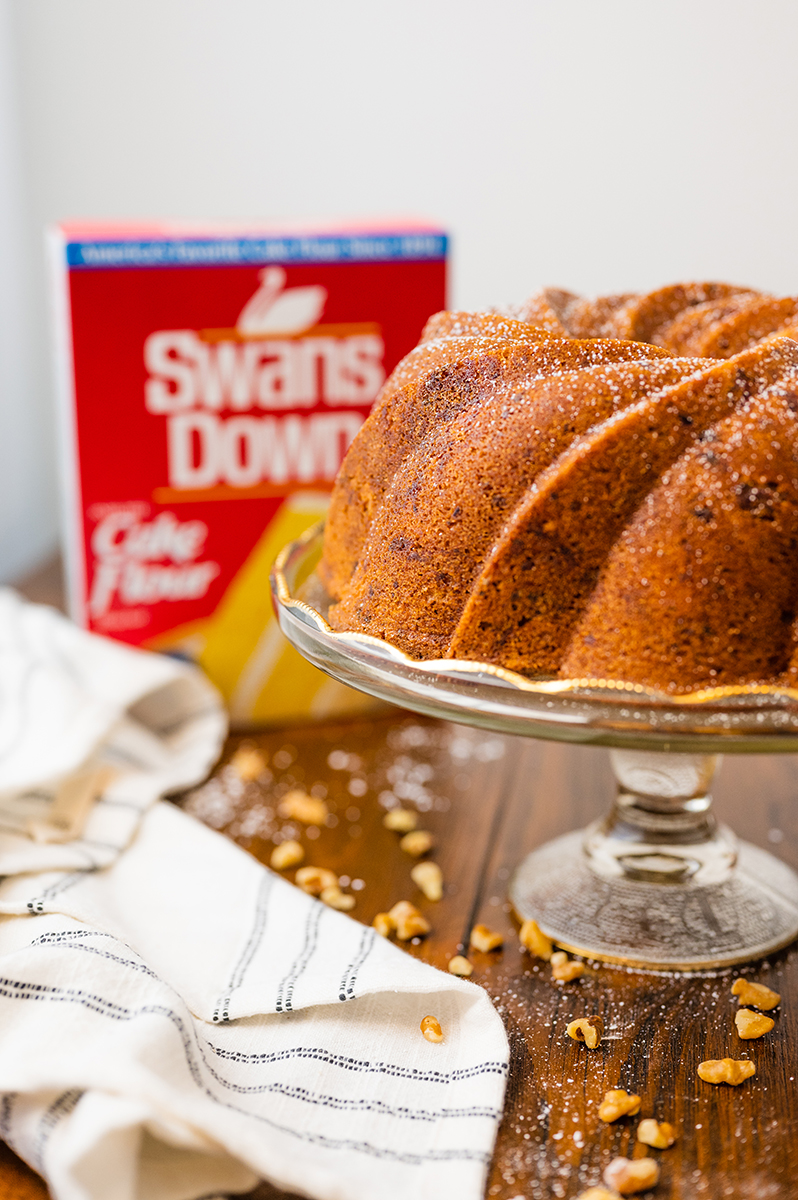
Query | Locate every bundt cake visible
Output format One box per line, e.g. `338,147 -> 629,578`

319,283 -> 798,694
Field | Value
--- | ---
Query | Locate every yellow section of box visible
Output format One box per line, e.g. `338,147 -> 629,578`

150,493 -> 383,726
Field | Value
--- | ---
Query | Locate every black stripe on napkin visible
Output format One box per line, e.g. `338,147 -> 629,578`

338,925 -> 375,1002
275,902 -> 322,1013
32,1089 -> 82,1172
213,873 -> 274,1023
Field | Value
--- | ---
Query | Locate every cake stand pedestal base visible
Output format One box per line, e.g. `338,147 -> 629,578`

510,749 -> 798,969
511,832 -> 798,969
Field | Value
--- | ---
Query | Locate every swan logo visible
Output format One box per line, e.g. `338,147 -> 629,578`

142,270 -> 385,498
236,266 -> 327,336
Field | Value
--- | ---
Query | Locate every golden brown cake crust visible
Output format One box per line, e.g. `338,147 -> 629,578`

329,357 -> 692,658
563,380 -> 798,690
321,332 -> 669,601
319,332 -> 550,599
321,283 -> 798,693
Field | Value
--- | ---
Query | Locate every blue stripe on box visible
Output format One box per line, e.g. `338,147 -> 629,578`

65,233 -> 447,269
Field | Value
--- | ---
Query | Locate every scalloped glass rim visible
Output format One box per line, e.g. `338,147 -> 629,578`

271,522 -> 798,752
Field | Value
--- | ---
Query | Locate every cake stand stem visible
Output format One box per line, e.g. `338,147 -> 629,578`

585,750 -> 736,886
510,748 -> 798,970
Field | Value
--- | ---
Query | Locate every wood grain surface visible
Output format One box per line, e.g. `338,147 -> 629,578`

4,561 -> 798,1199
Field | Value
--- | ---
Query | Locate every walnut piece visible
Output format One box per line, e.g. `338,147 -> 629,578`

603,1156 -> 660,1195
519,918 -> 553,960
269,839 -> 304,871
575,1190 -> 621,1200
411,861 -> 443,901
448,955 -> 473,977
566,1015 -> 604,1049
697,1058 -> 756,1085
383,808 -> 418,833
320,885 -> 355,911
372,912 -> 395,938
294,866 -> 338,896
470,923 -> 504,952
389,900 -> 431,940
598,1088 -> 642,1122
230,745 -> 267,781
278,790 -> 329,826
735,1007 -> 775,1039
731,978 -> 781,1010
637,1118 -> 677,1148
420,1014 -> 443,1043
400,830 -> 434,857
551,950 -> 585,982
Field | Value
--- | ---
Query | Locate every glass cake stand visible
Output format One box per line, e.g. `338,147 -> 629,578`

271,523 -> 798,970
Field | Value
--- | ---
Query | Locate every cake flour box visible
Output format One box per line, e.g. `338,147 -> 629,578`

49,219 -> 447,723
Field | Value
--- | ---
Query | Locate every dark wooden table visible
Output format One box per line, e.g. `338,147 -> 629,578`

4,561 -> 797,1199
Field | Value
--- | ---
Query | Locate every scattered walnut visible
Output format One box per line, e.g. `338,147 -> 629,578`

411,861 -> 443,901
575,1190 -> 621,1200
731,978 -> 781,1010
420,1014 -> 443,1043
598,1089 -> 642,1122
383,808 -> 418,833
735,1007 -> 775,1039
519,918 -> 553,960
400,830 -> 434,857
230,745 -> 267,781
551,950 -> 585,982
448,955 -> 473,977
278,790 -> 329,825
389,900 -> 431,940
697,1058 -> 756,1085
637,1118 -> 677,1148
603,1156 -> 660,1195
372,912 -> 395,937
294,866 -> 338,896
320,885 -> 355,911
269,840 -> 304,871
566,1015 -> 604,1049
470,924 -> 504,952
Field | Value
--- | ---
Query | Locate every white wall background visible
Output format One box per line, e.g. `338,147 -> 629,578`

3,0 -> 798,579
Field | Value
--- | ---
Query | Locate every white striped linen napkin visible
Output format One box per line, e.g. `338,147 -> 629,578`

0,590 -> 509,1200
